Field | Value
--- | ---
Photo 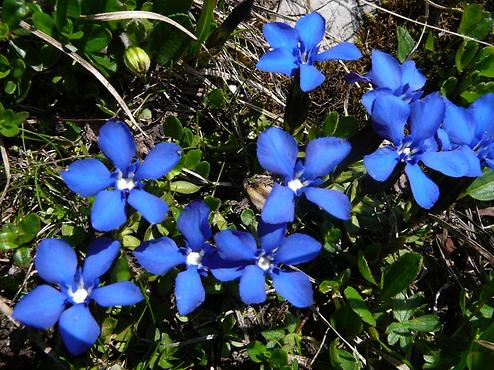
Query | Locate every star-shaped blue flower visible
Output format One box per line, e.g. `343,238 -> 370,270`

133,200 -> 219,315
257,127 -> 352,224
213,221 -> 321,308
12,238 -> 143,355
364,92 -> 478,208
256,12 -> 362,92
442,93 -> 494,173
347,50 -> 426,113
61,120 -> 181,231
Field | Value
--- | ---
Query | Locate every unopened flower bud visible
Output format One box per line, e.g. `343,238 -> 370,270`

124,46 -> 151,76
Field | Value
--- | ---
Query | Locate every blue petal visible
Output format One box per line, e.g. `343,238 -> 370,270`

175,266 -> 205,315
409,92 -> 445,143
303,187 -> 351,220
314,42 -> 362,62
471,93 -> 494,138
437,128 -> 452,150
404,163 -> 439,209
420,150 -> 469,177
35,238 -> 77,285
258,221 -> 287,253
177,200 -> 211,251
61,159 -> 113,197
12,285 -> 66,329
368,50 -> 402,90
299,63 -> 325,92
295,12 -> 325,51
262,22 -> 298,49
133,237 -> 184,275
239,265 -> 266,304
345,72 -> 370,84
261,184 -> 295,224
256,48 -> 298,76
401,60 -> 426,91
274,233 -> 321,265
443,100 -> 475,146
82,238 -> 121,285
303,137 -> 351,179
214,230 -> 257,261
134,143 -> 181,181
58,304 -> 100,356
127,189 -> 168,225
459,145 -> 482,177
91,190 -> 127,232
257,127 -> 298,178
371,94 -> 410,144
364,146 -> 400,181
271,270 -> 313,308
209,258 -> 246,282
361,88 -> 393,113
98,120 -> 136,173
91,281 -> 143,307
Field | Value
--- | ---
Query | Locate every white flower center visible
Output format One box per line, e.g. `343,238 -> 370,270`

288,178 -> 304,193
117,177 -> 135,191
70,287 -> 89,304
257,256 -> 272,271
398,146 -> 412,156
186,251 -> 203,266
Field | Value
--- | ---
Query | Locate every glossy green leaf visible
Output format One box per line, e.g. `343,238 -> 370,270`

164,116 -> 183,140
247,341 -> 267,363
2,0 -> 30,27
329,339 -> 360,370
170,181 -> 201,194
403,315 -> 441,332
83,25 -> 112,52
380,252 -> 422,301
397,26 -> 415,63
334,306 -> 363,337
467,168 -> 494,201
13,246 -> 31,267
196,0 -> 216,42
477,47 -> 494,78
357,251 -> 377,286
458,3 -> 493,40
344,286 -> 376,326
456,40 -> 479,72
18,213 -> 40,244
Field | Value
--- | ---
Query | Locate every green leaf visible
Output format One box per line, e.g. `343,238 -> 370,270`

240,208 -> 255,226
204,88 -> 227,109
461,82 -> 494,103
391,292 -> 423,322
32,11 -> 56,36
344,286 -> 376,326
18,213 -> 40,244
111,254 -> 131,282
170,181 -> 201,194
148,14 -> 194,65
380,252 -> 422,301
83,25 -> 112,52
247,341 -> 267,363
467,168 -> 494,201
425,32 -> 434,51
163,116 -> 183,140
323,111 -> 339,136
262,328 -> 285,342
329,339 -> 360,370
477,47 -> 494,78
357,251 -> 377,286
334,305 -> 363,337
153,0 -> 193,16
334,116 -> 359,139
396,26 -> 415,63
402,315 -> 441,332
458,3 -> 493,40
455,40 -> 479,72
440,76 -> 458,98
268,349 -> 288,368
55,0 -> 68,29
2,0 -> 30,27
13,246 -> 31,267
196,0 -> 217,42
0,224 -> 19,250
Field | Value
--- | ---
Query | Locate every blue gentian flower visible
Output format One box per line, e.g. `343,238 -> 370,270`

213,221 -> 321,308
61,120 -> 181,232
257,127 -> 352,224
133,200 -> 218,315
364,92 -> 477,209
442,93 -> 494,173
256,12 -> 362,92
12,238 -> 143,355
347,50 -> 426,113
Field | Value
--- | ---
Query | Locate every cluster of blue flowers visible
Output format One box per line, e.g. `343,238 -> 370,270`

12,11 -> 494,357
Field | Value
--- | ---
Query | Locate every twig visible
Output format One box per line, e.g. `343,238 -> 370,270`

309,327 -> 330,367
424,0 -> 463,13
359,0 -> 494,48
0,137 -> 11,204
0,295 -> 20,327
311,306 -> 367,365
80,11 -> 197,41
18,21 -> 144,135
